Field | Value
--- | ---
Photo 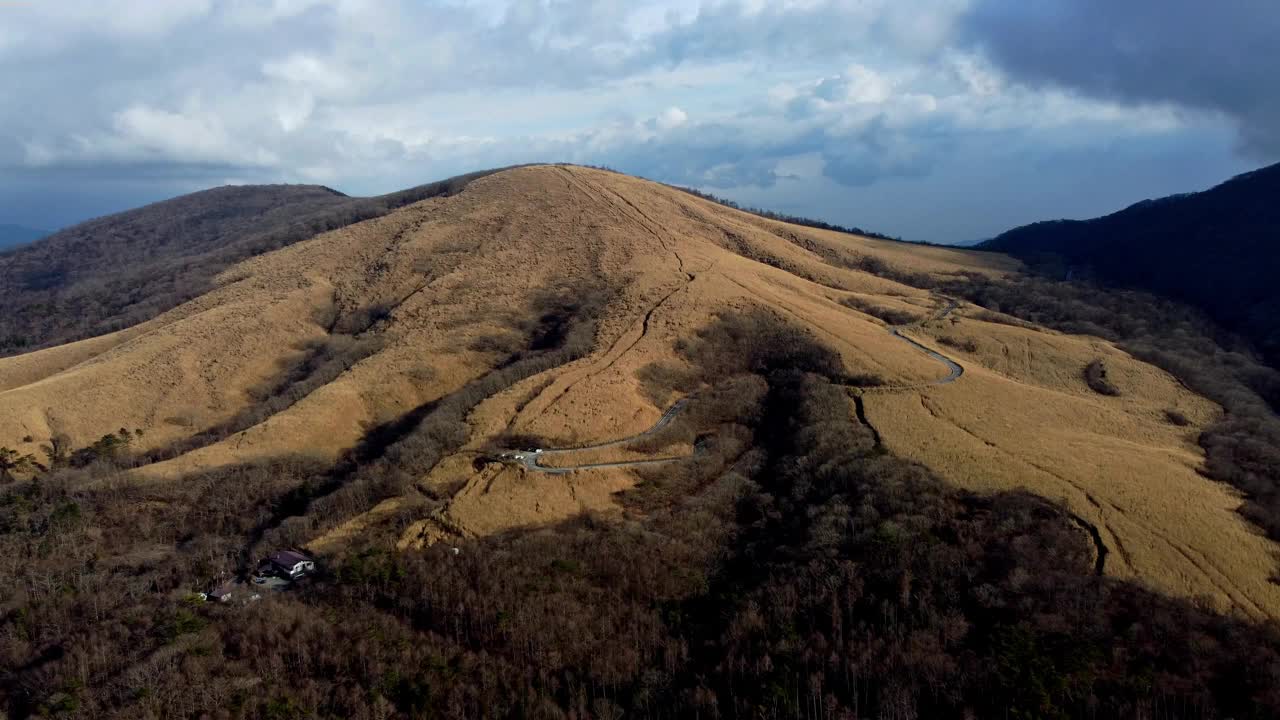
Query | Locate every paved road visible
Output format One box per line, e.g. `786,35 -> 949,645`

502,399 -> 690,474
883,298 -> 964,387
502,296 -> 966,473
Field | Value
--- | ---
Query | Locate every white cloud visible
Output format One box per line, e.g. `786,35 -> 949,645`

655,107 -> 689,130
0,0 -> 1267,242
261,53 -> 353,97
274,92 -> 316,133
0,0 -> 212,56
23,102 -> 279,169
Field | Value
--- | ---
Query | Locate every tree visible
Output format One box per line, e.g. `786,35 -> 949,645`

69,430 -> 133,467
41,434 -> 71,469
0,446 -> 39,482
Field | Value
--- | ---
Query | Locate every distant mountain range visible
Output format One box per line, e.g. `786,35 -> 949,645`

983,161 -> 1280,365
0,224 -> 50,251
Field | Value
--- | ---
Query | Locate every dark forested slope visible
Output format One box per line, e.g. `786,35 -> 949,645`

0,169 -> 504,356
982,162 -> 1280,365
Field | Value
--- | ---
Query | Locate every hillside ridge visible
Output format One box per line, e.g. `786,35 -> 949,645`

0,169 -> 506,357
982,161 -> 1280,367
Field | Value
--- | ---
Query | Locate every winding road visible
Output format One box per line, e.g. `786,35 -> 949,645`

501,296 -> 967,473
869,298 -> 964,390
502,399 -> 690,474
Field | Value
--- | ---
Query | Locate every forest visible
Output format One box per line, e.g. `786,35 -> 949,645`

982,161 -> 1280,368
5,283 -> 1280,718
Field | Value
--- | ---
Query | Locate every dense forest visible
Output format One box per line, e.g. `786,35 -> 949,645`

982,161 -> 1280,368
0,169 -> 509,357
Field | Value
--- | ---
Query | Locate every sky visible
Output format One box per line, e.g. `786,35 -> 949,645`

2,0 -> 1277,243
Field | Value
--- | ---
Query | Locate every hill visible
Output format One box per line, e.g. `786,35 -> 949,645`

0,223 -> 48,250
0,170 -> 504,357
982,162 -> 1280,365
3,165 -> 1280,717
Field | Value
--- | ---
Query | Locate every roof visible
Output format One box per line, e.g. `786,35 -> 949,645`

268,549 -> 312,567
209,583 -> 237,599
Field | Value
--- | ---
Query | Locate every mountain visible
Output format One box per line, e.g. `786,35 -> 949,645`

0,169 -> 503,357
3,165 -> 1280,717
0,223 -> 49,250
982,162 -> 1280,364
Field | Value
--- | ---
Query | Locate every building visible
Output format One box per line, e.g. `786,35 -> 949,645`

265,550 -> 315,579
208,584 -> 237,602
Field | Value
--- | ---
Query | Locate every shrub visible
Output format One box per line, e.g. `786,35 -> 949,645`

937,335 -> 979,353
1084,359 -> 1122,396
840,294 -> 920,325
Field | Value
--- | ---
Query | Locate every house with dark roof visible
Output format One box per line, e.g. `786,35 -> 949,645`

265,550 -> 315,579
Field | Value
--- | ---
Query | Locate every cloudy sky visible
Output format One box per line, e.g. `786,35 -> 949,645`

3,0 -> 1277,243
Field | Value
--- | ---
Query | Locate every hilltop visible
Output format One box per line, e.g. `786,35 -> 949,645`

4,165 -> 1280,717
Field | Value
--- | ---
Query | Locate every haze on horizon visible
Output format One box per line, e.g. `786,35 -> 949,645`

3,0 -> 1277,244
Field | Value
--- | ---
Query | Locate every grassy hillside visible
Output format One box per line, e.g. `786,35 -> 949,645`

4,165 -> 1280,717
982,162 -> 1280,365
0,169 -> 505,357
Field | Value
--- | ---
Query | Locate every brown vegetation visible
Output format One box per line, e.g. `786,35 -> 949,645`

937,334 -> 980,353
1084,358 -> 1122,396
139,332 -> 386,466
833,250 -> 1280,552
0,169 -> 509,357
5,165 -> 1280,717
935,271 -> 1280,544
839,293 -> 922,325
6,312 -> 1280,718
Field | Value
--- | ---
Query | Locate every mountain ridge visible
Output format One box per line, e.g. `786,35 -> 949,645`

982,161 -> 1280,365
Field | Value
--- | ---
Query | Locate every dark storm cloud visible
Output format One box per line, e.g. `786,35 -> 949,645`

961,0 -> 1280,156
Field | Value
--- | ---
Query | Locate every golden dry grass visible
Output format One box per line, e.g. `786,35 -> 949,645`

3,164 -> 1276,619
